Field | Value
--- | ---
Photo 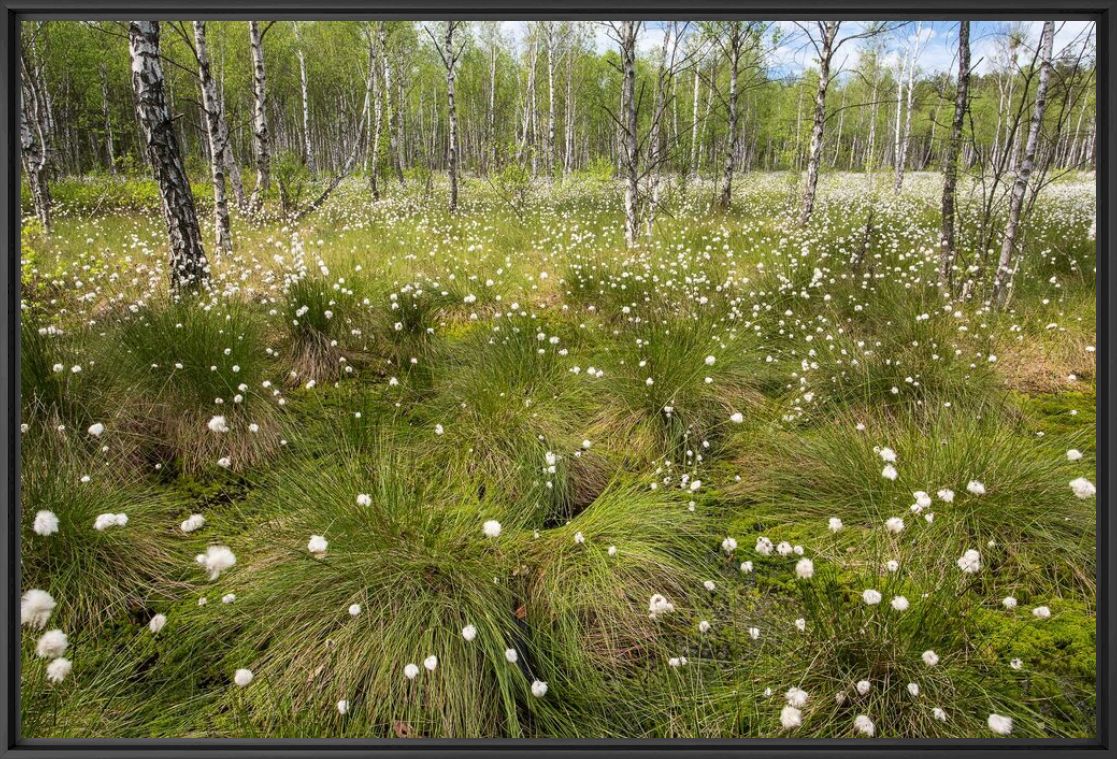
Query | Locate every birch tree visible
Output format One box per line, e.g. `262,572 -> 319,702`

248,21 -> 272,214
610,21 -> 641,248
893,22 -> 923,193
938,20 -> 970,293
992,20 -> 1054,306
380,24 -> 405,185
128,20 -> 209,290
20,27 -> 53,232
798,21 -> 838,225
191,21 -> 234,253
427,21 -> 466,212
294,22 -> 316,175
718,21 -> 746,209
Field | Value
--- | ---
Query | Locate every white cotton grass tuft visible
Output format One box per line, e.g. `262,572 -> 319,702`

890,596 -> 909,612
795,558 -> 814,579
403,663 -> 420,679
1066,449 -> 1083,461
36,629 -> 69,658
504,648 -> 519,664
531,680 -> 548,698
721,537 -> 738,554
881,464 -> 898,481
180,513 -> 206,533
785,687 -> 809,708
93,513 -> 128,531
21,589 -> 56,629
648,594 -> 675,618
780,705 -> 802,729
33,510 -> 60,536
988,714 -> 1013,735
932,707 -> 947,722
482,519 -> 502,538
207,415 -> 229,433
87,422 -> 105,437
966,480 -> 986,496
885,517 -> 904,534
853,714 -> 875,736
348,604 -> 362,616
1070,477 -> 1095,499
149,614 -> 167,633
828,517 -> 843,532
46,657 -> 72,683
356,493 -> 372,507
922,650 -> 940,667
337,699 -> 350,715
195,545 -> 237,580
307,535 -> 328,555
234,668 -> 254,687
957,549 -> 982,574
462,624 -> 477,641
862,589 -> 882,605
1032,605 -> 1052,619
855,680 -> 871,695
423,655 -> 438,671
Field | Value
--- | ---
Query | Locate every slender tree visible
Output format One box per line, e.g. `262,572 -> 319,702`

294,22 -> 316,175
992,20 -> 1054,306
380,24 -> 405,185
427,21 -> 466,211
128,20 -> 209,290
718,21 -> 745,209
799,21 -> 839,225
192,21 -> 233,253
248,21 -> 271,214
611,21 -> 641,248
938,20 -> 970,293
20,25 -> 53,232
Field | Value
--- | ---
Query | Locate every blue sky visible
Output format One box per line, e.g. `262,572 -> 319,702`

496,20 -> 1095,77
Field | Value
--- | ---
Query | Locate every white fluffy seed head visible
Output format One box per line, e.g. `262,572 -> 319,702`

36,629 -> 69,659
21,589 -> 56,630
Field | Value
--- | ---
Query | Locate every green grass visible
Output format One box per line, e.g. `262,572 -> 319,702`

19,172 -> 1097,738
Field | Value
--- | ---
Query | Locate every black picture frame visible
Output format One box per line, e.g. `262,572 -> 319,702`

1,1 -> 1112,757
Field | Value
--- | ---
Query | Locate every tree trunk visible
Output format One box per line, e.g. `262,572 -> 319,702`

366,26 -> 383,199
488,42 -> 497,173
563,34 -> 575,176
544,23 -> 557,178
379,25 -> 405,185
894,25 -> 920,193
992,21 -> 1054,306
800,21 -> 837,225
938,20 -> 969,293
99,63 -> 117,174
248,21 -> 271,214
128,20 -> 209,291
865,65 -> 879,179
719,23 -> 742,210
689,65 -> 701,178
444,22 -> 461,212
618,21 -> 640,248
193,21 -> 233,254
20,39 -> 53,232
294,22 -> 316,175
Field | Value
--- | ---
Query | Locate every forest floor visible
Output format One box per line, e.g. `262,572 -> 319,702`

19,171 -> 1097,739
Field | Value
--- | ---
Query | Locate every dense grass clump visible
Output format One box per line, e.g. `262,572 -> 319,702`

20,431 -> 189,629
114,297 -> 282,473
